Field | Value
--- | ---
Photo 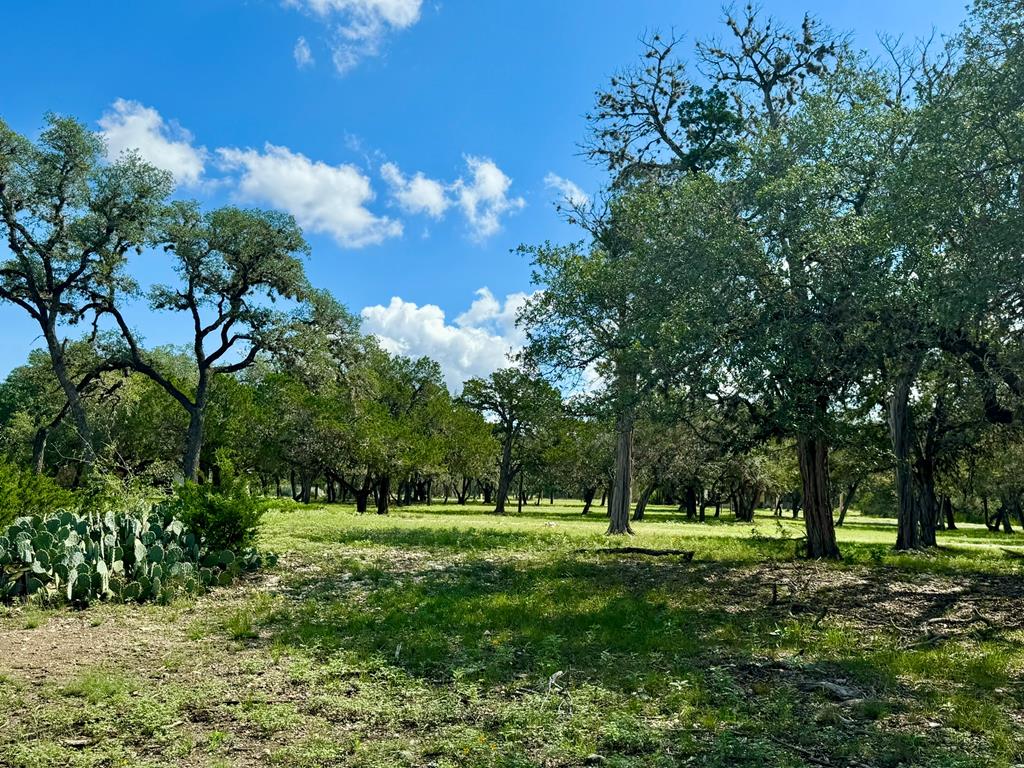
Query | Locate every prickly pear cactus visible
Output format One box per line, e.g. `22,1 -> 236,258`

0,505 -> 271,607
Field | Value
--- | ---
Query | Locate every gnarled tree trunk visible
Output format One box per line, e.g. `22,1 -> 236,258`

796,434 -> 840,559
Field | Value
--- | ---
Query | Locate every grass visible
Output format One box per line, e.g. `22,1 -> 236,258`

1,500 -> 1023,767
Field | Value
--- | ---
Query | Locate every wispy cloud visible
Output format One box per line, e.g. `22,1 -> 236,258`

293,36 -> 315,68
286,0 -> 423,74
544,172 -> 589,208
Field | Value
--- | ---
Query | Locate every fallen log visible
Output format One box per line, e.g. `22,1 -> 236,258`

574,547 -> 695,560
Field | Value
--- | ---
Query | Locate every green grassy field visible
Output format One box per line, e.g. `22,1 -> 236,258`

2,501 -> 1023,767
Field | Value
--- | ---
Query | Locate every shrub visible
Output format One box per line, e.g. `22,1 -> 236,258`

164,481 -> 265,553
0,460 -> 77,529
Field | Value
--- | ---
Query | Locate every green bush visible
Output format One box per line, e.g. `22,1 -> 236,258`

0,460 -> 77,529
165,481 -> 265,552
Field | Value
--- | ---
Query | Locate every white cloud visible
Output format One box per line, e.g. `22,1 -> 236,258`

293,36 -> 314,68
98,99 -> 207,186
287,0 -> 422,74
218,143 -> 401,247
380,162 -> 450,218
453,156 -> 525,240
544,172 -> 589,208
360,287 -> 532,389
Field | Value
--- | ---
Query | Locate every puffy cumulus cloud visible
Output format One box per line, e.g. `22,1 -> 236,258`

453,156 -> 526,240
360,287 -> 533,389
293,36 -> 314,68
218,143 -> 402,247
380,161 -> 450,218
287,0 -> 422,74
98,99 -> 207,186
543,172 -> 590,208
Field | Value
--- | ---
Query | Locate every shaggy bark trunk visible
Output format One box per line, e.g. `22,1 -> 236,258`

796,434 -> 840,559
607,409 -> 634,535
494,437 -> 514,515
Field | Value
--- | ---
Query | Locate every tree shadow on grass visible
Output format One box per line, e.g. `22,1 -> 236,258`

247,528 -> 1024,767
260,547 -> 1020,685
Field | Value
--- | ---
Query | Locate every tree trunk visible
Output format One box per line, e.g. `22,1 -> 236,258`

889,368 -> 922,550
494,437 -> 514,515
734,483 -> 759,523
796,434 -> 840,559
915,458 -> 938,547
684,485 -> 697,520
581,487 -> 596,515
607,410 -> 634,534
376,474 -> 391,514
43,324 -> 96,466
942,496 -> 957,530
182,377 -> 208,482
836,480 -> 859,527
632,481 -> 655,521
31,428 -> 48,474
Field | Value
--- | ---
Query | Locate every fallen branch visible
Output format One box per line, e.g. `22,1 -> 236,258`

574,547 -> 695,560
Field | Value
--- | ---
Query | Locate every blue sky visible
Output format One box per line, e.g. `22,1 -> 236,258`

0,0 -> 969,387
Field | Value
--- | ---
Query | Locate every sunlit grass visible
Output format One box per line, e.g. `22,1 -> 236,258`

2,500 -> 1022,767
